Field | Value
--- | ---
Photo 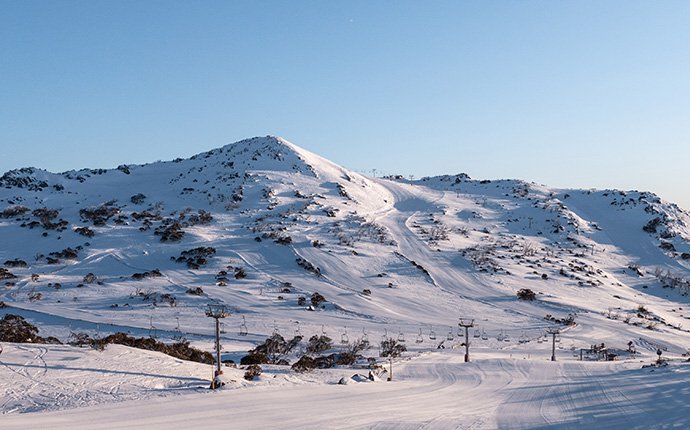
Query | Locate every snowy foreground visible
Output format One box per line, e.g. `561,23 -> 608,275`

2,341 -> 689,429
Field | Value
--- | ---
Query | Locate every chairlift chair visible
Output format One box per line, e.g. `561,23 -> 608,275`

220,322 -> 226,334
416,328 -> 424,343
239,316 -> 248,336
362,327 -> 369,344
398,329 -> 405,343
341,327 -> 349,345
429,326 -> 437,341
473,328 -> 481,338
447,327 -> 454,341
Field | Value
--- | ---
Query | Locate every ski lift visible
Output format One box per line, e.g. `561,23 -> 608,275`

381,328 -> 388,342
239,316 -> 248,336
220,322 -> 226,334
496,330 -> 504,342
148,318 -> 157,339
429,325 -> 437,341
272,320 -> 279,336
473,328 -> 481,338
397,328 -> 405,343
341,327 -> 349,345
362,327 -> 369,345
537,336 -> 544,344
416,328 -> 424,343
555,334 -> 561,343
175,317 -> 180,332
447,327 -> 454,341
295,321 -> 302,337
322,325 -> 327,336
481,329 -> 488,341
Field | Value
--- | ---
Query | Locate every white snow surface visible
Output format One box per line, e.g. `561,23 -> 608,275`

1,136 -> 690,428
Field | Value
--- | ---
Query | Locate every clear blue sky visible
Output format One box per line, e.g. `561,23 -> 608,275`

2,1 -> 689,209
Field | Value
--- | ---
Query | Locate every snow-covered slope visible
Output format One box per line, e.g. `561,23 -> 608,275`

2,136 -> 690,425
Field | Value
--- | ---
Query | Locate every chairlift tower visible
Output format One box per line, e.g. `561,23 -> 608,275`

458,318 -> 475,362
547,327 -> 561,362
205,304 -> 230,374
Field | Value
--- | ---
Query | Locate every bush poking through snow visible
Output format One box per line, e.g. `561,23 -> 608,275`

173,247 -> 216,269
4,259 -> 27,268
83,273 -> 98,284
185,287 -> 204,296
517,288 -> 536,301
379,338 -> 406,358
297,258 -> 321,276
306,334 -> 332,354
0,268 -> 17,280
0,205 -> 30,218
244,364 -> 262,381
130,193 -> 146,204
116,334 -> 211,363
310,292 -> 326,308
643,217 -> 662,234
79,203 -> 121,226
0,314 -> 61,344
74,226 -> 95,237
234,267 -> 247,279
291,355 -> 318,372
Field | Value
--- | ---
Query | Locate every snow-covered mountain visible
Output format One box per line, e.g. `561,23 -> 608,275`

1,135 -> 689,342
2,136 -> 690,425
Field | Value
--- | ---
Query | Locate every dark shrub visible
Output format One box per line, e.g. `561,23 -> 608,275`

234,267 -> 247,279
240,351 -> 269,365
4,259 -> 27,268
74,226 -> 95,237
79,204 -> 120,226
379,338 -> 406,358
0,205 -> 30,218
130,193 -> 146,204
297,258 -> 321,276
660,241 -> 676,252
155,220 -> 185,242
517,288 -> 536,301
95,332 -> 213,364
83,273 -> 97,284
0,268 -> 17,280
185,287 -> 204,295
310,292 -> 326,307
244,364 -> 262,381
291,355 -> 317,372
306,334 -> 332,354
0,314 -> 60,344
643,217 -> 662,233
